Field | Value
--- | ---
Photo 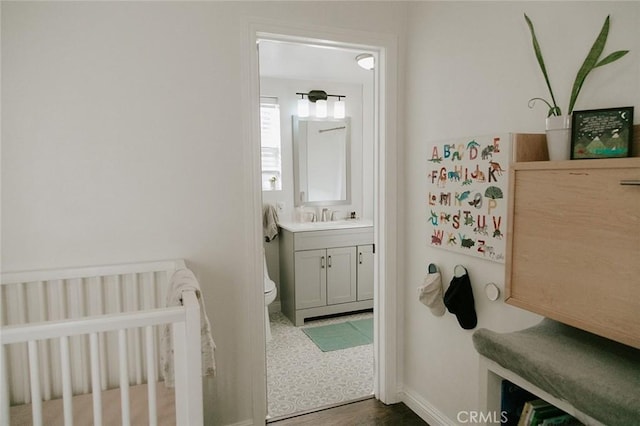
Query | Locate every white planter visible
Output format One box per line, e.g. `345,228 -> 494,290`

546,115 -> 571,161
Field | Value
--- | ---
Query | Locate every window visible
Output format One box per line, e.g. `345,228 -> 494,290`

260,98 -> 282,191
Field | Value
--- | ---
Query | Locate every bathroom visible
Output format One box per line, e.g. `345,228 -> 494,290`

259,39 -> 377,419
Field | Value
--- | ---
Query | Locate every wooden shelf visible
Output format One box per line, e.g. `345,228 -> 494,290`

479,357 -> 605,426
512,124 -> 640,163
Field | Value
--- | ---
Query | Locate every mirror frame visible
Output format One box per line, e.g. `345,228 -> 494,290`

292,116 -> 351,207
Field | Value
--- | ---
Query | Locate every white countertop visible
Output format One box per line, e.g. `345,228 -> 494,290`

278,219 -> 373,232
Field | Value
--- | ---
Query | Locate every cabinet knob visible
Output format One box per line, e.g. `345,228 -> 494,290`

620,180 -> 640,186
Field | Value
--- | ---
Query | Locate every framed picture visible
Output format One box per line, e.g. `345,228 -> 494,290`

571,107 -> 634,159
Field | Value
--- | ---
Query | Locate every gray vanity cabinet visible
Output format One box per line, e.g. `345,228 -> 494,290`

280,226 -> 374,326
325,247 -> 357,305
293,249 -> 327,309
294,246 -> 357,308
357,244 -> 374,301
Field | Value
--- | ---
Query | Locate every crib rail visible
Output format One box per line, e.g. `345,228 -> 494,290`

1,291 -> 202,426
0,260 -> 203,426
1,260 -> 186,286
0,260 -> 185,404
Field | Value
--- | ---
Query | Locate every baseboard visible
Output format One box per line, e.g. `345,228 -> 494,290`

400,387 -> 457,426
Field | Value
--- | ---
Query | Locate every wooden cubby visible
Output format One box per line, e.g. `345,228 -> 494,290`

505,125 -> 640,349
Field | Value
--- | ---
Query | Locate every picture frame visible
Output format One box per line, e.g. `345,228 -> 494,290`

571,107 -> 634,159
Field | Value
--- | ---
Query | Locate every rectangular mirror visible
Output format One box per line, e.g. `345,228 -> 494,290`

293,116 -> 351,207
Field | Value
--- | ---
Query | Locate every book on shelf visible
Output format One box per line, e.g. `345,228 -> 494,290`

541,413 -> 583,425
517,398 -> 583,426
501,380 -> 537,426
529,404 -> 563,425
517,399 -> 547,426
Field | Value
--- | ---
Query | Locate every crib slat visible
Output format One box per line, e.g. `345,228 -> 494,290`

36,281 -> 52,401
60,336 -> 73,426
16,284 -> 31,404
145,326 -> 158,426
91,276 -> 109,390
1,346 -> 10,426
38,340 -> 51,401
89,332 -> 102,426
15,343 -> 30,404
118,329 -> 131,426
134,276 -> 143,384
46,281 -> 63,398
173,322 -> 188,426
28,341 -> 43,426
69,278 -> 89,394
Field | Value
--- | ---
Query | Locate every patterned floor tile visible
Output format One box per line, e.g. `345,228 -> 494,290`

266,311 -> 374,418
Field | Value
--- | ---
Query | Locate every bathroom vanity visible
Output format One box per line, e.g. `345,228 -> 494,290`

278,221 -> 374,326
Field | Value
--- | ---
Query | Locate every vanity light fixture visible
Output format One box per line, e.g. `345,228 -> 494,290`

295,90 -> 346,119
356,53 -> 375,70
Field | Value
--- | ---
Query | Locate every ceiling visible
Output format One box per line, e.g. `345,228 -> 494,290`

258,40 -> 373,84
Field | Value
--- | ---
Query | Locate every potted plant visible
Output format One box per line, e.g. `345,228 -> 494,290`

525,14 -> 629,160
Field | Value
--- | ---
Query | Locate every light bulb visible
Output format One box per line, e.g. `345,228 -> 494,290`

315,100 -> 327,118
297,98 -> 309,117
333,98 -> 346,119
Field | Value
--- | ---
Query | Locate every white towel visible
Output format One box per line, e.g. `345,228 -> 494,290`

161,268 -> 216,387
263,204 -> 279,242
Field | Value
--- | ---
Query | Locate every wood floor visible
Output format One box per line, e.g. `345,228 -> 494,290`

269,398 -> 428,425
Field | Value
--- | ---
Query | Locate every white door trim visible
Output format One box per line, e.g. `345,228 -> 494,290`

240,17 -> 400,424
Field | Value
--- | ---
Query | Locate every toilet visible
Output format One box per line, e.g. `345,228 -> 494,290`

263,251 -> 277,342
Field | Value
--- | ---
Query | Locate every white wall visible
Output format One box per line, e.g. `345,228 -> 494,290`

1,2 -> 406,425
402,2 -> 639,423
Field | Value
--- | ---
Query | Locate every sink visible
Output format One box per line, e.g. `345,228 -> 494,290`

279,219 -> 373,232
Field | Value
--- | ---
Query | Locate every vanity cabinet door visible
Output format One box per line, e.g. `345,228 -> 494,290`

294,249 -> 327,309
357,245 -> 374,301
326,247 -> 357,305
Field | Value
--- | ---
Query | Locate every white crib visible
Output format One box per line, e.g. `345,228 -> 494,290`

0,260 -> 204,426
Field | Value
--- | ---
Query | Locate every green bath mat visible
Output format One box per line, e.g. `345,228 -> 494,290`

302,318 -> 373,352
348,318 -> 374,341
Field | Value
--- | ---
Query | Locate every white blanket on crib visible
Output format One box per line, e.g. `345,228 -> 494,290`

161,268 -> 216,387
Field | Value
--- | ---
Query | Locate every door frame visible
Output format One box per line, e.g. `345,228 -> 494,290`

240,17 -> 400,424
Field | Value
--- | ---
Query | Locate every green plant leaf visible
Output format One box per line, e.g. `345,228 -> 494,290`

568,16 -> 611,114
528,97 -> 560,117
595,50 -> 629,68
524,14 -> 560,115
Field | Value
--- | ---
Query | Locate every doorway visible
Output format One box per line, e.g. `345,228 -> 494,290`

243,21 -> 399,425
258,38 -> 376,420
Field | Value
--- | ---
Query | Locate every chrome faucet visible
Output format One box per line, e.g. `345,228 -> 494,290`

321,208 -> 330,222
